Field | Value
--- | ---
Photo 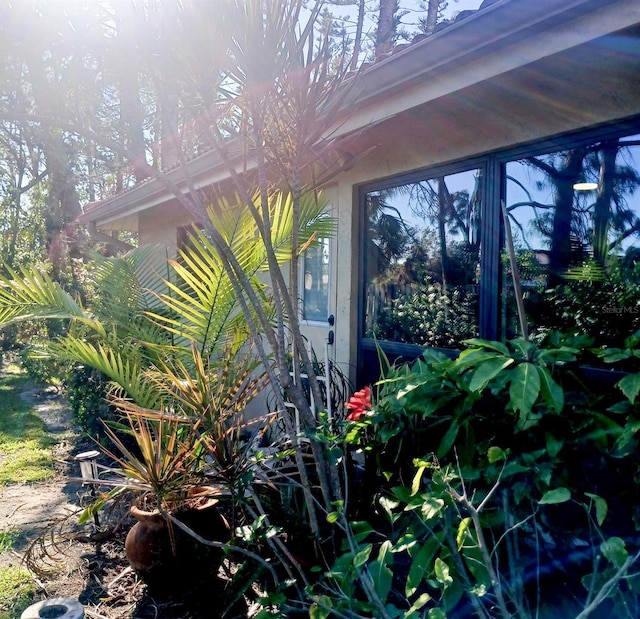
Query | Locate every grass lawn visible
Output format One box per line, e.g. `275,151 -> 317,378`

0,371 -> 54,485
0,369 -> 54,618
0,566 -> 36,619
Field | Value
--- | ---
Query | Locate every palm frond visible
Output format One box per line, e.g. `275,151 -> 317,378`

49,336 -> 163,410
146,190 -> 332,357
92,244 -> 173,312
0,267 -> 89,327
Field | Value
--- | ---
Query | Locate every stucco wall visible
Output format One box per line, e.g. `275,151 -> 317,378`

138,200 -> 192,250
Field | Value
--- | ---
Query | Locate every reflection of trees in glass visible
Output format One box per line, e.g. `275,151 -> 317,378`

505,137 -> 640,345
405,175 -> 480,289
365,170 -> 481,347
302,238 -> 329,322
508,139 -> 640,282
366,192 -> 414,284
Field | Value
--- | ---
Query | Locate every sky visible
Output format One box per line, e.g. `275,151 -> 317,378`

330,0 -> 485,45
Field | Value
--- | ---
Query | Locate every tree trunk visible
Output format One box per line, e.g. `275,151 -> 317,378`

424,0 -> 441,35
548,148 -> 585,286
375,0 -> 398,59
593,141 -> 618,265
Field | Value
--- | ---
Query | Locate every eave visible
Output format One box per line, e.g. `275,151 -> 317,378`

78,0 -> 640,230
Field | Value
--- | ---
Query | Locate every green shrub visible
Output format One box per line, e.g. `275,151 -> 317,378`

315,332 -> 640,618
63,365 -> 118,438
18,344 -> 70,389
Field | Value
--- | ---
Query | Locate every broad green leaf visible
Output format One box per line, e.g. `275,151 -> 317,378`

601,537 -> 628,569
443,574 -> 464,609
309,595 -> 332,619
585,493 -> 608,526
539,487 -> 571,504
456,517 -> 472,550
393,534 -> 417,554
545,433 -> 563,458
437,420 -> 460,459
406,538 -> 440,597
617,373 -> 640,404
462,338 -> 510,355
411,463 -> 427,496
379,496 -> 400,520
421,497 -> 445,521
434,557 -> 453,587
405,592 -> 431,617
349,521 -> 375,543
398,382 -> 424,399
428,609 -> 447,619
509,363 -> 540,417
469,357 -> 514,392
454,349 -> 503,372
537,366 -> 564,412
612,419 -> 640,457
370,540 -> 393,603
352,543 -> 372,568
511,337 -> 534,359
487,446 -> 506,463
597,348 -> 629,363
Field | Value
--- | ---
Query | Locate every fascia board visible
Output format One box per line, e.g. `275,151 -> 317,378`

333,0 -> 638,137
78,146 -> 252,225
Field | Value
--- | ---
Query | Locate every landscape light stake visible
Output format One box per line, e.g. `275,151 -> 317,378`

75,449 -> 101,528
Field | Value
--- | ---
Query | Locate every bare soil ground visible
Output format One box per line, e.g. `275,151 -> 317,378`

0,376 -> 147,618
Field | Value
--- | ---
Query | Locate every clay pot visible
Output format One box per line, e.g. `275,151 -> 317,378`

125,493 -> 229,596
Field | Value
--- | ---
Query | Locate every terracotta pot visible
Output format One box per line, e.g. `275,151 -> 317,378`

125,493 -> 229,596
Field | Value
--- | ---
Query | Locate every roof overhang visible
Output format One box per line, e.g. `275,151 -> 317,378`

78,0 -> 640,230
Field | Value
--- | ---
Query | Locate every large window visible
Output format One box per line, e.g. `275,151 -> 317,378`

504,133 -> 640,345
363,168 -> 482,349
360,121 -> 640,378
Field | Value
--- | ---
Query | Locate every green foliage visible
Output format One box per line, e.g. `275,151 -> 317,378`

18,343 -> 70,388
317,333 -> 640,617
523,255 -> 640,349
374,281 -> 478,348
63,365 -> 118,437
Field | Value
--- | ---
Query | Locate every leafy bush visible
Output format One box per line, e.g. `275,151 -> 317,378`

18,343 -> 70,389
374,281 -> 478,348
522,256 -> 640,349
314,333 -> 640,618
63,365 -> 119,438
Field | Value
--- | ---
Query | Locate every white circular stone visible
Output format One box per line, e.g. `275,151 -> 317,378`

20,598 -> 84,619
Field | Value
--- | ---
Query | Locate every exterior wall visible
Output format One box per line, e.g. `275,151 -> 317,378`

138,200 -> 192,250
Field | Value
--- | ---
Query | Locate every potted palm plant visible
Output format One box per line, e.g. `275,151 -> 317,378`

90,342 -> 270,598
100,407 -> 229,595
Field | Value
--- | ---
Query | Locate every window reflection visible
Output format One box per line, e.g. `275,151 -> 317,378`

302,237 -> 330,323
504,135 -> 640,344
364,169 -> 481,348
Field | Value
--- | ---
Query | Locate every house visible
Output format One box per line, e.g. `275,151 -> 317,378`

78,0 -> 640,388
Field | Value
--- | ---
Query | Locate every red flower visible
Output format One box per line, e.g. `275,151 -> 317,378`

345,386 -> 372,421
